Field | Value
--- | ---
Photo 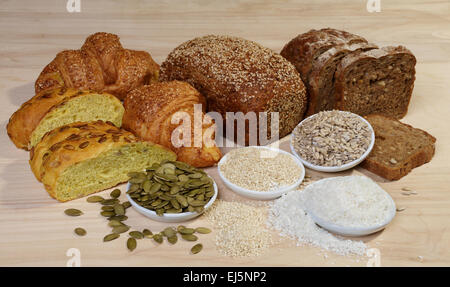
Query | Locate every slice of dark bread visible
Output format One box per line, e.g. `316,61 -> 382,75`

334,46 -> 416,118
280,28 -> 368,85
362,114 -> 436,180
307,42 -> 378,116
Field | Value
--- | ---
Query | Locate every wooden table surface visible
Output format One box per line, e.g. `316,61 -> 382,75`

0,0 -> 449,267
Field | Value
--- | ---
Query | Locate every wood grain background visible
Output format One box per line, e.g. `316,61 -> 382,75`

0,0 -> 449,266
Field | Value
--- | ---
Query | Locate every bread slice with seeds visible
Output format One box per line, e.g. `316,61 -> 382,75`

307,41 -> 378,115
362,114 -> 436,180
29,121 -> 176,202
334,46 -> 416,118
7,88 -> 124,150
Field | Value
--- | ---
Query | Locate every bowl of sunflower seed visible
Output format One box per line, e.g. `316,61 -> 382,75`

126,160 -> 218,223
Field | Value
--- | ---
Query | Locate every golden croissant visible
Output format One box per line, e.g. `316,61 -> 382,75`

122,81 -> 222,167
35,32 -> 159,100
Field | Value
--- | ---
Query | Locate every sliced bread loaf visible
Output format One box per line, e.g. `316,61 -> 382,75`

30,121 -> 176,201
7,88 -> 124,150
362,114 -> 436,180
307,42 -> 378,115
280,28 -> 368,84
334,46 -> 416,118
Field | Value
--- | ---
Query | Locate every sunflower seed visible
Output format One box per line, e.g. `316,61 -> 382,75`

64,208 -> 83,216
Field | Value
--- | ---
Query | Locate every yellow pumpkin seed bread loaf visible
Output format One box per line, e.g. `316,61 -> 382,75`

29,121 -> 176,202
7,87 -> 124,150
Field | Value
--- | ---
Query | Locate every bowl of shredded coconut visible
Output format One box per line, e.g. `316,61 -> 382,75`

302,175 -> 396,236
217,146 -> 305,200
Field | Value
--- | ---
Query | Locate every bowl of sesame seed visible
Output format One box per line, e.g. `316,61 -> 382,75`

217,146 -> 305,200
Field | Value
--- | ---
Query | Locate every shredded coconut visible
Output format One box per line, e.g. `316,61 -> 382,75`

303,176 -> 394,228
267,187 -> 367,256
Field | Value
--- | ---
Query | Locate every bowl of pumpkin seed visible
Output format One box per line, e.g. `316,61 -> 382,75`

126,160 -> 218,223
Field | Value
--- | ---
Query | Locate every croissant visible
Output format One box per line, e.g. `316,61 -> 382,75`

35,32 -> 159,100
122,81 -> 222,167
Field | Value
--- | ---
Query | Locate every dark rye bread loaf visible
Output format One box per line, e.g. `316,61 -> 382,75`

362,115 -> 436,180
280,28 -> 367,85
335,46 -> 416,118
160,35 -> 307,140
307,41 -> 378,116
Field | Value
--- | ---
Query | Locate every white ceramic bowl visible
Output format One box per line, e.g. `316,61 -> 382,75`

304,179 -> 397,237
290,111 -> 375,172
126,175 -> 218,223
217,146 -> 305,200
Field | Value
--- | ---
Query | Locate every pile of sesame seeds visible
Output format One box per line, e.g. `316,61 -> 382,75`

219,147 -> 303,192
204,199 -> 272,257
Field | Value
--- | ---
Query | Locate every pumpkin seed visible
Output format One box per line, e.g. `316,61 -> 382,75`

153,233 -> 163,244
114,204 -> 125,216
101,199 -> 118,205
102,206 -> 114,211
122,201 -> 131,209
182,234 -> 198,241
168,235 -> 178,244
110,189 -> 121,198
129,231 -> 144,239
101,211 -> 115,217
64,208 -> 83,216
191,243 -> 203,254
195,227 -> 212,234
179,228 -> 195,235
108,215 -> 128,221
163,227 -> 176,238
143,229 -> 153,237
103,233 -> 120,242
112,225 -> 130,234
87,195 -> 104,203
108,220 -> 124,227
127,238 -> 137,251
74,227 -> 86,236
177,225 -> 186,232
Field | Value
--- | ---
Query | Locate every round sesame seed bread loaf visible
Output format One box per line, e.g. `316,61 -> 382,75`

160,35 -> 307,139
29,121 -> 176,202
7,88 -> 124,150
123,81 -> 222,168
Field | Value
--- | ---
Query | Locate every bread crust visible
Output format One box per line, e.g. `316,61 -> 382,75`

280,28 -> 367,83
29,121 -> 175,200
35,32 -> 159,100
361,114 -> 436,180
334,46 -> 416,118
123,81 -> 222,167
6,88 -> 122,150
160,35 -> 307,139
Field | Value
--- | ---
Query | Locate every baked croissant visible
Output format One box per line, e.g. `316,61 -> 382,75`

35,32 -> 159,100
122,81 -> 222,167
